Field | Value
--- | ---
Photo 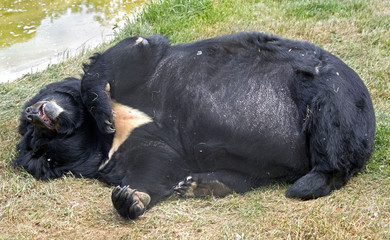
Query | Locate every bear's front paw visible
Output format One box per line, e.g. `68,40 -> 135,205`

94,111 -> 115,134
111,186 -> 151,219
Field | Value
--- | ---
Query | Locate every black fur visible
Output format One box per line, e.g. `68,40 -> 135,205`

13,78 -> 120,184
13,32 -> 376,219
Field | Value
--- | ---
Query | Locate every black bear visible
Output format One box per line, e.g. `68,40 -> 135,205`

13,32 -> 376,220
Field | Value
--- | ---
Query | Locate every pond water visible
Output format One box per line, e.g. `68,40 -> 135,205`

0,0 -> 145,82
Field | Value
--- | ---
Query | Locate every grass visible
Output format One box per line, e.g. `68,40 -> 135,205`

1,0 -> 389,239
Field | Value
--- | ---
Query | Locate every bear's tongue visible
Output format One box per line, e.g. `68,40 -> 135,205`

39,103 -> 52,125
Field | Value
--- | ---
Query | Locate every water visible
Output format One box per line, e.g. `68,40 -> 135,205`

0,0 -> 145,83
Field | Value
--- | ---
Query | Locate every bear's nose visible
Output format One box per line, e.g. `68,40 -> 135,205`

26,106 -> 32,114
25,106 -> 34,121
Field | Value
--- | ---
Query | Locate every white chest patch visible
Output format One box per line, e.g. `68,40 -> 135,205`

99,101 -> 152,170
109,101 -> 152,158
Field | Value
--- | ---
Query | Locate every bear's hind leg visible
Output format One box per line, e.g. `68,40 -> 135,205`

286,85 -> 375,200
285,169 -> 346,200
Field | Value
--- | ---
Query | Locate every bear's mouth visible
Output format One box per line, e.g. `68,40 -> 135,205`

38,103 -> 53,127
26,101 -> 63,129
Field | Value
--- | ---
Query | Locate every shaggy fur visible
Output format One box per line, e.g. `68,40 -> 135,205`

14,32 -> 376,220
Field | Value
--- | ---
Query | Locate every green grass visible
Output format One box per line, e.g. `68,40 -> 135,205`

116,0 -> 237,43
1,0 -> 390,239
283,0 -> 366,20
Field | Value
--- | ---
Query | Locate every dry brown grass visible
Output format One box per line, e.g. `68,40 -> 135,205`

1,174 -> 389,239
